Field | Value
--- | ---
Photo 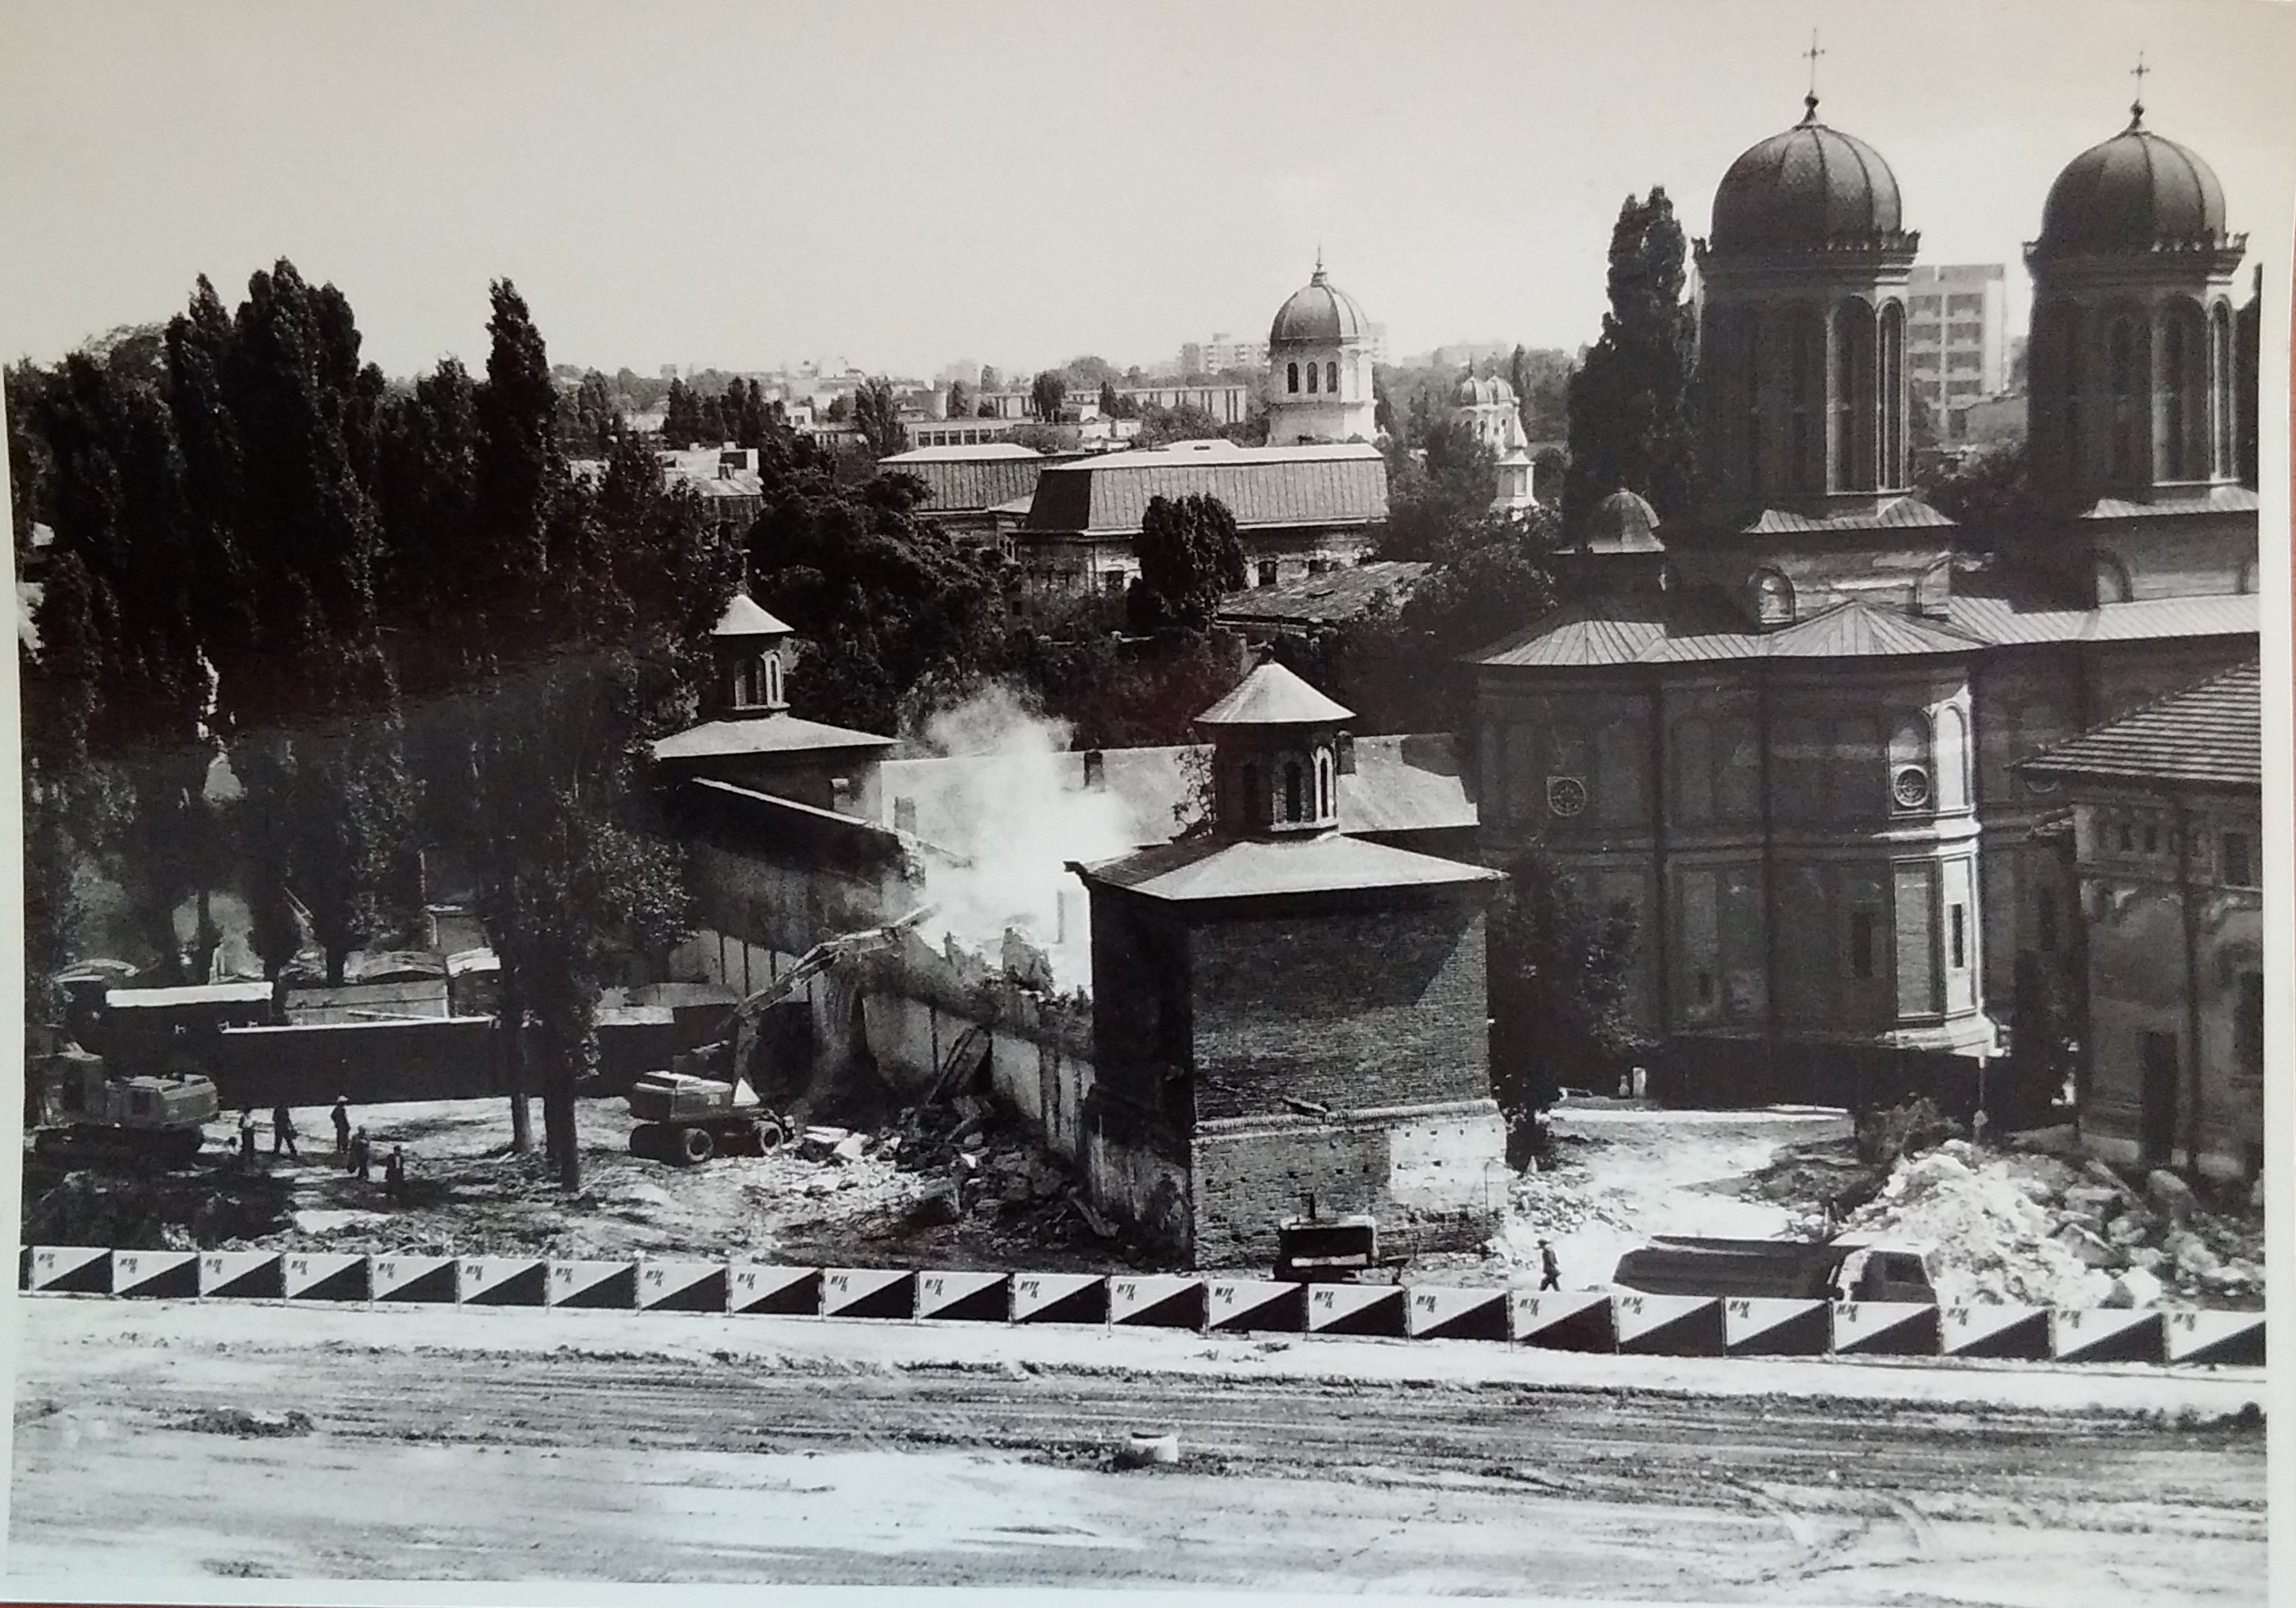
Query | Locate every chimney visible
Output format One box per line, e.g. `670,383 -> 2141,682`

1082,750 -> 1106,792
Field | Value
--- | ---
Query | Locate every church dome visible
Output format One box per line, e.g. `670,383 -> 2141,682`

1710,97 -> 1906,252
1584,489 -> 1663,554
1269,264 -> 1370,347
1455,374 -> 1516,407
2033,110 -> 2232,256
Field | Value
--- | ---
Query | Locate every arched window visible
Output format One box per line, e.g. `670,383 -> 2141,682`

2093,553 -> 2132,604
762,653 -> 782,707
1315,750 -> 1334,819
1879,301 -> 1905,488
1833,301 -> 1873,492
1325,361 -> 1338,394
2213,302 -> 2236,478
1306,361 -> 1319,395
2059,303 -> 2084,485
1286,361 -> 1299,394
732,656 -> 763,709
2109,316 -> 2139,483
2162,310 -> 2190,480
1789,308 -> 1819,492
1742,310 -> 1764,497
1753,569 -> 1793,627
1283,762 -> 1304,822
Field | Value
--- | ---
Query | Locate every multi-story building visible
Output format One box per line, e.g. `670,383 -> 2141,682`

1904,263 -> 2010,435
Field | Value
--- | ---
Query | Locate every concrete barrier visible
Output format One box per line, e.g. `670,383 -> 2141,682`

111,1250 -> 201,1299
457,1258 -> 549,1306
1721,1298 -> 1830,1357
282,1252 -> 370,1302
2163,1309 -> 2267,1367
198,1251 -> 285,1300
547,1261 -> 639,1309
1511,1290 -> 1616,1352
821,1267 -> 915,1321
1830,1301 -> 1941,1357
1304,1282 -> 1407,1337
369,1255 -> 458,1304
1010,1273 -> 1108,1325
729,1263 -> 822,1316
1406,1285 -> 1511,1341
636,1261 -> 729,1313
1206,1278 -> 1307,1334
1614,1294 -> 1725,1356
1109,1275 -> 1207,1330
1940,1303 -> 2052,1360
24,1245 -> 112,1294
915,1270 -> 1010,1323
2051,1307 -> 2164,1364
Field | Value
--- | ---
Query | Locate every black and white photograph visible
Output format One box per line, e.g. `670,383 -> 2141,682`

1,2 -> 2290,1602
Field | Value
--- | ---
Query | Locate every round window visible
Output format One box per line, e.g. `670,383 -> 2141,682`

1891,765 -> 1932,809
1546,776 -> 1588,818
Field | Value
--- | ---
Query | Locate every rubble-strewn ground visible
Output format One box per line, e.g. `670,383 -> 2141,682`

19,1094 -> 2263,1309
10,1298 -> 2267,1597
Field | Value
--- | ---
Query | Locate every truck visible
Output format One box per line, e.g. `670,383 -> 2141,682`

1611,1235 -> 1939,1305
624,908 -> 932,1167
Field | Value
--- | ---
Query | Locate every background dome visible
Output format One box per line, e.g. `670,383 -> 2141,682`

1584,489 -> 1663,553
1711,98 -> 1905,252
2034,114 -> 2232,255
1269,265 -> 1370,346
1455,374 -> 1516,407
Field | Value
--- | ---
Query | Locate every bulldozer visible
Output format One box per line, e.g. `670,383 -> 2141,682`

30,1043 -> 219,1169
626,908 -> 932,1167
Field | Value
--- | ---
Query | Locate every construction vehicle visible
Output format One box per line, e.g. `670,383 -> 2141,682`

30,1044 -> 219,1168
625,908 -> 932,1166
1611,1234 -> 1939,1305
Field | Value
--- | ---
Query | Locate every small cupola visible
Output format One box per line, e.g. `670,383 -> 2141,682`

708,592 -> 793,718
1193,661 -> 1354,839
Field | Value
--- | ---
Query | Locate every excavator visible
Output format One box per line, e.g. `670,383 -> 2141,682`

626,908 -> 934,1166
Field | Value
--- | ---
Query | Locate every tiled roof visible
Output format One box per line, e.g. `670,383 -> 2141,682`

713,594 -> 793,637
2021,661 -> 2263,789
1025,441 -> 1387,535
1195,661 -> 1355,726
880,449 -> 1062,516
1475,588 -> 2260,669
653,714 -> 894,762
1075,832 -> 1500,904
1737,496 -> 1954,535
1217,560 -> 1430,627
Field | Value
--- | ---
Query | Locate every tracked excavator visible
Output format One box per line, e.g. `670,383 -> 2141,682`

626,908 -> 934,1166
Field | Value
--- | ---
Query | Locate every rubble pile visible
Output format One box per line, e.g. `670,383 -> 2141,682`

870,1097 -> 1130,1252
1840,1139 -> 2263,1310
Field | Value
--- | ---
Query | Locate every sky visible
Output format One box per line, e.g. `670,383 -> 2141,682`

0,0 -> 2290,383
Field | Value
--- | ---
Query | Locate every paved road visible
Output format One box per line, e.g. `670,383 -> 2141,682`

8,1299 -> 2267,1601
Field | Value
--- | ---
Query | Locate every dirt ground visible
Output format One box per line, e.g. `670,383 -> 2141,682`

9,1297 -> 2267,1598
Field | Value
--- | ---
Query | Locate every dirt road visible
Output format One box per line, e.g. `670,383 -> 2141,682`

10,1299 -> 2264,1601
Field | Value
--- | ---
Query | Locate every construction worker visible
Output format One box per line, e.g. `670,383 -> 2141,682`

1538,1238 -> 1562,1292
347,1127 -> 372,1182
330,1095 -> 351,1158
271,1102 -> 299,1160
237,1109 -> 258,1170
384,1146 -> 407,1201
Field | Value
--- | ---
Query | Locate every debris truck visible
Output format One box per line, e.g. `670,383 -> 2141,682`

1611,1235 -> 1939,1305
625,908 -> 933,1167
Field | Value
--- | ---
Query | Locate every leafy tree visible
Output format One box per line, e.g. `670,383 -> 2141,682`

852,376 -> 907,458
1507,345 -> 1572,442
1125,494 -> 1245,634
1097,379 -> 1121,418
1029,370 -> 1067,422
943,378 -> 970,421
1564,187 -> 1697,535
1379,415 -> 1498,561
978,364 -> 1001,395
1488,852 -> 1648,1145
1135,402 -> 1221,448
1918,442 -> 2037,550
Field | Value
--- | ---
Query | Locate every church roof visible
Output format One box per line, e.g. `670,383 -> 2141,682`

1268,264 -> 1372,347
1711,97 -> 1911,253
1736,496 -> 1955,535
652,714 -> 894,763
2033,111 -> 2239,257
878,446 -> 1062,516
1471,585 -> 2260,670
1194,661 -> 1355,727
1216,560 -> 1431,630
712,594 -> 793,638
1075,832 -> 1499,905
2022,661 -> 2260,790
1584,489 -> 1664,553
1022,441 -> 1387,536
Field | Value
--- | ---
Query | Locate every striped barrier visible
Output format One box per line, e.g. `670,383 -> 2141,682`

916,1270 -> 1009,1323
13,1247 -> 2263,1370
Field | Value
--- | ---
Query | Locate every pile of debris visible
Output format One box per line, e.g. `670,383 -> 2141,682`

874,1097 -> 1127,1250
1840,1139 -> 2263,1310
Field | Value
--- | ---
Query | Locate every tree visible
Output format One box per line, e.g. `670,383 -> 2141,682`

1918,442 -> 2037,549
943,378 -> 970,421
1135,402 -> 1221,448
1125,494 -> 1245,634
1564,188 -> 1698,536
1488,852 -> 1647,1144
852,376 -> 907,459
1029,370 -> 1067,422
978,364 -> 1001,395
1379,415 -> 1499,561
1097,379 -> 1121,418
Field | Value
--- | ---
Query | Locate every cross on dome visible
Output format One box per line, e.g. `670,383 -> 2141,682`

1801,29 -> 1826,121
2128,51 -> 2149,127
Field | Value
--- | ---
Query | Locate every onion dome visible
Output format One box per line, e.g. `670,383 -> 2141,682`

1455,374 -> 1518,407
1584,489 -> 1663,554
1268,262 -> 1371,347
1710,95 -> 1908,252
2033,106 -> 2234,256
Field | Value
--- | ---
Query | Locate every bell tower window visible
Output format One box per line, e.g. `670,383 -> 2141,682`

1287,361 -> 1299,394
1306,362 -> 1319,395
763,653 -> 782,708
732,656 -> 764,710
1326,361 -> 1338,394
